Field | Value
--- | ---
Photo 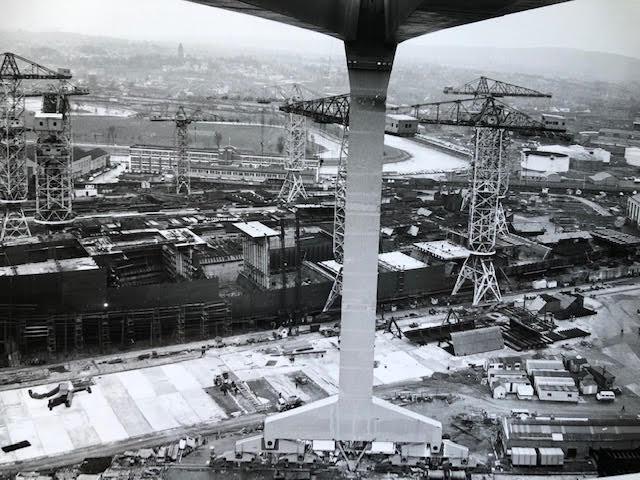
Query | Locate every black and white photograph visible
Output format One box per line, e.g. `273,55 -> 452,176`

1,0 -> 640,478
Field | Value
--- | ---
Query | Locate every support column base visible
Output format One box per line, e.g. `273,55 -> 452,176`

260,394 -> 442,446
452,254 -> 502,305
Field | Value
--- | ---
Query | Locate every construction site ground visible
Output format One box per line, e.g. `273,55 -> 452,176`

1,277 -> 640,473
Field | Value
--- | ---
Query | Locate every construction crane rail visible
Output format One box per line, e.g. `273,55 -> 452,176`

401,97 -> 566,134
280,93 -> 350,125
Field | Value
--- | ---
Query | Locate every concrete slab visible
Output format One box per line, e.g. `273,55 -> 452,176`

162,364 -> 202,391
74,386 -> 128,444
117,369 -> 156,399
59,409 -> 101,448
133,395 -> 180,432
181,387 -> 227,422
6,419 -> 44,462
98,375 -> 152,437
0,426 -> 17,464
35,415 -> 75,456
143,367 -> 178,396
374,350 -> 434,384
157,392 -> 200,426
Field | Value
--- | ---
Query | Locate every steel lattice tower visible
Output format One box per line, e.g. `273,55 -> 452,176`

452,127 -> 507,304
150,106 -> 220,195
34,92 -> 75,227
174,107 -> 191,195
277,87 -> 308,204
1,53 -> 73,240
323,125 -> 348,311
277,110 -> 307,203
0,77 -> 30,240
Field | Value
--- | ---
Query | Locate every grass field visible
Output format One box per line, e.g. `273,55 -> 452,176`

70,115 -> 316,155
69,115 -> 409,162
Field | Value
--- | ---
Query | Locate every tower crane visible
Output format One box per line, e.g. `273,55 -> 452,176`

149,106 -> 221,195
276,85 -> 308,204
26,80 -> 89,227
253,83 -> 320,204
442,76 -> 552,237
281,93 -> 350,311
401,95 -> 566,305
0,52 -> 71,240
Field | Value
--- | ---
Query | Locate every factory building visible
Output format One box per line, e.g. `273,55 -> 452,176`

129,144 -> 319,184
25,146 -> 110,180
500,416 -> 640,459
72,147 -> 110,178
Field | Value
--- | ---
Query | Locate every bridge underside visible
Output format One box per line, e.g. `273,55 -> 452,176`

187,0 -> 570,44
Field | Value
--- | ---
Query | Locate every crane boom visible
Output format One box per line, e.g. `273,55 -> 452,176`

403,96 -> 565,134
0,52 -> 72,80
280,93 -> 350,125
443,76 -> 551,98
23,81 -> 90,98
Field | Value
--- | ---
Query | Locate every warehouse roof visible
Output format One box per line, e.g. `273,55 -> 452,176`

503,416 -> 640,445
450,326 -> 504,356
378,251 -> 426,271
233,221 -> 279,238
0,257 -> 99,276
414,240 -> 471,261
536,231 -> 592,244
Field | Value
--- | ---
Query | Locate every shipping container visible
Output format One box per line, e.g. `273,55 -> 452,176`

512,447 -> 537,466
537,447 -> 564,466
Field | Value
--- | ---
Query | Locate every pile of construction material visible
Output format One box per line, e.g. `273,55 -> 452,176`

111,435 -> 206,467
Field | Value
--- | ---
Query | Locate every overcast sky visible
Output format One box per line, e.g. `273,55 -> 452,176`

4,0 -> 640,59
